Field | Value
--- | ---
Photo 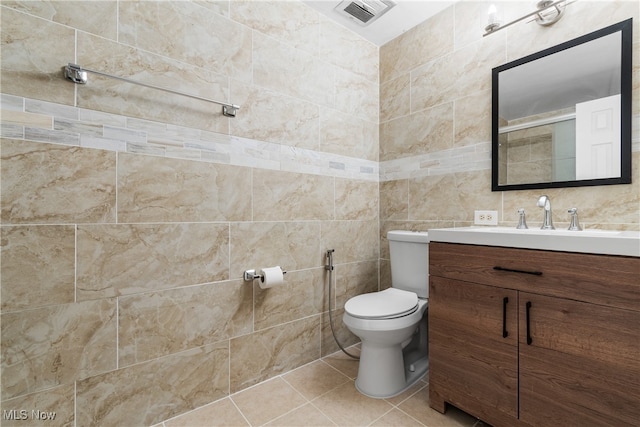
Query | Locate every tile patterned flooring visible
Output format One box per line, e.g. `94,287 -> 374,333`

158,347 -> 488,427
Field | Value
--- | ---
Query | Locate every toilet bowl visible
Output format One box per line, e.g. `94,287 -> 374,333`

342,230 -> 430,398
343,290 -> 428,398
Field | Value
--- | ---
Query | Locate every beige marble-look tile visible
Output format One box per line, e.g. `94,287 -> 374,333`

118,1 -> 251,82
76,342 -> 229,427
231,0 -> 319,54
165,397 -> 249,427
384,380 -> 429,407
77,33 -> 230,134
266,402 -> 337,427
319,15 -> 378,85
253,33 -> 335,108
1,139 -> 117,224
231,377 -> 307,426
282,360 -> 350,401
230,221 -> 321,278
229,81 -> 320,150
335,178 -> 378,221
77,223 -> 229,300
320,308 -> 360,358
0,225 -> 75,311
319,107 -> 378,161
334,66 -> 379,123
312,381 -> 393,426
454,90 -> 492,148
410,35 -> 505,114
2,0 -> 117,40
398,386 -> 478,427
381,73 -> 411,124
321,348 -> 361,380
380,179 -> 409,221
0,384 -> 75,427
194,1 -> 230,17
379,259 -> 392,291
380,103 -> 454,162
117,152 -> 251,223
320,220 -> 379,265
408,170 -> 501,222
370,408 -> 426,427
380,7 -> 454,83
1,299 -> 117,400
454,0 -> 495,50
230,316 -> 321,393
252,169 -> 334,221
0,8 -> 75,105
254,268 -> 324,331
118,279 -> 251,366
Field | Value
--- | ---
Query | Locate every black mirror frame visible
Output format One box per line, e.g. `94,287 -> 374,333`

491,18 -> 633,192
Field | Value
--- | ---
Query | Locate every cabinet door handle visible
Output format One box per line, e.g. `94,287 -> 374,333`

502,297 -> 509,338
493,266 -> 542,276
526,301 -> 533,345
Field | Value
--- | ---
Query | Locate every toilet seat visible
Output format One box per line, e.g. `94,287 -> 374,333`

344,288 -> 418,320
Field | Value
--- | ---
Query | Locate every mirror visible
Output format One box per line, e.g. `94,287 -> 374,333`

492,18 -> 632,191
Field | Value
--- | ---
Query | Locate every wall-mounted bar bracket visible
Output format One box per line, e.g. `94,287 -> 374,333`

64,63 -> 88,84
63,63 -> 240,118
244,269 -> 260,281
243,268 -> 287,282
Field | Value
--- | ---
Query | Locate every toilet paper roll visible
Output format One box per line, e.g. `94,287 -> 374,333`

259,266 -> 284,289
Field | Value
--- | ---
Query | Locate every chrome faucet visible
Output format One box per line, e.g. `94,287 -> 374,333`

516,208 -> 528,229
567,208 -> 582,231
536,195 -> 555,230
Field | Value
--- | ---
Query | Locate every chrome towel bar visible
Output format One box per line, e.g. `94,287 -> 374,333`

63,63 -> 239,117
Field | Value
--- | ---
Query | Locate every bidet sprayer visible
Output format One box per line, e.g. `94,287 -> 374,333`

325,249 -> 335,271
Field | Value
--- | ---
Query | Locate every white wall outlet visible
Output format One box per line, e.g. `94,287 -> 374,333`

474,210 -> 498,225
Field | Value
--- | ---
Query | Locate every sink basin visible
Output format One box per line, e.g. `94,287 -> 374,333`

428,227 -> 640,257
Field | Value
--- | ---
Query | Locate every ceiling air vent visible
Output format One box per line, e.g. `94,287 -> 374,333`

334,0 -> 396,26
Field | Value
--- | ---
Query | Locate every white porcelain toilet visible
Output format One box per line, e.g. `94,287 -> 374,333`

343,230 -> 430,398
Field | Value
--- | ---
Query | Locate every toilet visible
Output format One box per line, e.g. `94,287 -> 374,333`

343,230 -> 430,398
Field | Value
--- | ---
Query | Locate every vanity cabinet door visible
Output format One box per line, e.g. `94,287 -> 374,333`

429,276 -> 518,426
519,293 -> 640,427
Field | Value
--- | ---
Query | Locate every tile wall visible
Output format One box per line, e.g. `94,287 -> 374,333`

1,0 -> 639,426
0,1 -> 378,425
379,0 -> 640,261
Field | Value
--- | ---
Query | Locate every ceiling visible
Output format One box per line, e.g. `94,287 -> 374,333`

303,0 -> 455,46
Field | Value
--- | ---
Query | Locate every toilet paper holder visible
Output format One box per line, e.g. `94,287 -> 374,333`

243,268 -> 287,282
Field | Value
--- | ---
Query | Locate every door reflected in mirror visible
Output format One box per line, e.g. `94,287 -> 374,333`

492,18 -> 632,191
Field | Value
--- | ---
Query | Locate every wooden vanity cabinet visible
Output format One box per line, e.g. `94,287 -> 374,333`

429,277 -> 518,426
429,242 -> 640,427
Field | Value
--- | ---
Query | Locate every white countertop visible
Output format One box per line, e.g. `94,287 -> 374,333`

428,227 -> 640,257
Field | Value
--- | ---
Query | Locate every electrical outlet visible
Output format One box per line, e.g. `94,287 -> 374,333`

474,210 -> 498,225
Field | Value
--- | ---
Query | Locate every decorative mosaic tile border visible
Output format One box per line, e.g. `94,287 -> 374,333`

3,94 -> 637,183
0,94 -> 379,182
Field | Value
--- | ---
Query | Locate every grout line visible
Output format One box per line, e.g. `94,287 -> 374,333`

228,397 -> 252,427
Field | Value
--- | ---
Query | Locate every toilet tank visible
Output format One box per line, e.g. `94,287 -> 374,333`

388,230 -> 430,298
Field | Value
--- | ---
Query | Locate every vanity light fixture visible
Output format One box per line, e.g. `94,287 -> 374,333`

483,0 -> 574,37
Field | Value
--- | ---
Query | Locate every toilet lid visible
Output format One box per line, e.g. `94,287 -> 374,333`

344,288 -> 418,320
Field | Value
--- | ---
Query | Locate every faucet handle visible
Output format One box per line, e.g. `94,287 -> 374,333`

567,208 -> 582,231
516,208 -> 528,229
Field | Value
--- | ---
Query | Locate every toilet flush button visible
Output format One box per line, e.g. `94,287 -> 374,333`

409,364 -> 415,372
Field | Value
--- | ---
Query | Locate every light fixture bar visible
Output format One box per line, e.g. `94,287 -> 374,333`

483,0 -> 573,37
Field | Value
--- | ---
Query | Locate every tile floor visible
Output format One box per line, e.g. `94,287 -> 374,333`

157,347 -> 488,427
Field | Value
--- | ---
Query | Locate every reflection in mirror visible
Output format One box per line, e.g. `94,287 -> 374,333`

492,18 -> 632,191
